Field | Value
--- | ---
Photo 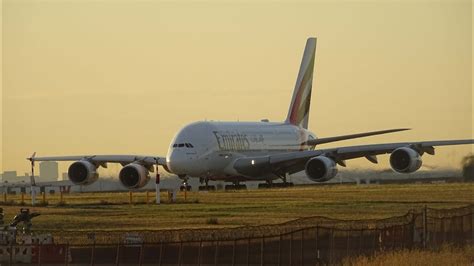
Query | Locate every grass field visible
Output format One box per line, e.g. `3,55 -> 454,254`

343,245 -> 474,266
1,182 -> 473,235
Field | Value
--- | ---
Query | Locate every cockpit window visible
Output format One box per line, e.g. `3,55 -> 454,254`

173,143 -> 194,148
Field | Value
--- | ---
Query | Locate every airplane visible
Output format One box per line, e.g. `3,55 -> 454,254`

28,37 -> 473,190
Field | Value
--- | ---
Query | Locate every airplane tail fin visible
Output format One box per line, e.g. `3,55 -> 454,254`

285,37 -> 317,129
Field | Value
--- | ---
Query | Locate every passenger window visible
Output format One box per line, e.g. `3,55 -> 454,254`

185,143 -> 190,148
178,143 -> 184,147
173,144 -> 178,148
189,143 -> 194,148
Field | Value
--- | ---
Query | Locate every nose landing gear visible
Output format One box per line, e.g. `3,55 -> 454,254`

179,176 -> 191,191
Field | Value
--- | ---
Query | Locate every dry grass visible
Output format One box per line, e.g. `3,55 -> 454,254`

343,245 -> 474,266
0,182 -> 472,237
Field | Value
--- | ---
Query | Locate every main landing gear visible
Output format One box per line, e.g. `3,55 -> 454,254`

224,181 -> 247,191
198,178 -> 216,191
258,174 -> 294,189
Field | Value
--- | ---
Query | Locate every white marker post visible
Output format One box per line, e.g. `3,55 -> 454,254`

155,170 -> 161,205
31,187 -> 36,206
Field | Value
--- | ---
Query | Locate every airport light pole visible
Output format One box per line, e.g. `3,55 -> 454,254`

28,152 -> 37,206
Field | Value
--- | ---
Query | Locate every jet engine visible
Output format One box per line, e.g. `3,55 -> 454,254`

389,147 -> 422,173
68,161 -> 99,185
119,163 -> 151,189
305,156 -> 338,182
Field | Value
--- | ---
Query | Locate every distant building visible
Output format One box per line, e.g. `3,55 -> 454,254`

39,162 -> 59,182
1,171 -> 30,183
2,171 -> 17,182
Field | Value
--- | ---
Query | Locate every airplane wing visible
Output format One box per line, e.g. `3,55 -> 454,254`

233,139 -> 474,177
305,128 -> 410,146
27,155 -> 167,167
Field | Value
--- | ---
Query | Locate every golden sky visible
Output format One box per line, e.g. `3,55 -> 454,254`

2,0 -> 473,175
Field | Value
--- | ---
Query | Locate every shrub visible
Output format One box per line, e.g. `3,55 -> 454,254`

206,217 -> 219,225
36,201 -> 49,207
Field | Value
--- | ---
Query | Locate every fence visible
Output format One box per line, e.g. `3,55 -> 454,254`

1,205 -> 472,265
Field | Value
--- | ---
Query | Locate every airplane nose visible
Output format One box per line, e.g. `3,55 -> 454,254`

167,150 -> 187,174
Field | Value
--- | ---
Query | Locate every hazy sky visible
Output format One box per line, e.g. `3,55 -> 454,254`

2,0 -> 473,176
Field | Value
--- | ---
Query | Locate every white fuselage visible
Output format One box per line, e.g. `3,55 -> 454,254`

166,121 -> 316,181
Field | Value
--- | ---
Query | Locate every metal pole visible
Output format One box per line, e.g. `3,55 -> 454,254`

471,211 -> 473,245
31,187 -> 36,206
328,229 -> 333,266
346,230 -> 350,259
115,243 -> 120,266
301,231 -> 304,266
197,240 -> 202,266
246,238 -> 250,266
278,234 -> 282,266
423,205 -> 427,249
184,183 -> 187,201
30,156 -> 37,206
442,217 -> 446,244
159,241 -> 164,266
90,241 -> 96,266
178,241 -> 183,266
139,243 -> 144,266
37,243 -> 41,266
65,242 -> 70,266
9,243 -> 13,266
316,228 -> 319,261
232,239 -> 236,266
214,240 -> 219,266
289,233 -> 293,266
156,172 -> 161,204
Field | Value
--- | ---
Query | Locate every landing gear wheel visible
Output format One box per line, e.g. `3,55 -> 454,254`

273,182 -> 294,188
225,183 -> 247,190
198,185 -> 216,191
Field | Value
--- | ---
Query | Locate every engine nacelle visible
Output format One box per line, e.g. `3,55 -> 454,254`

305,156 -> 338,182
390,147 -> 422,173
68,161 -> 99,185
119,163 -> 151,189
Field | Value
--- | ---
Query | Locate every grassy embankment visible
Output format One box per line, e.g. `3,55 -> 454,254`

0,183 -> 472,234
